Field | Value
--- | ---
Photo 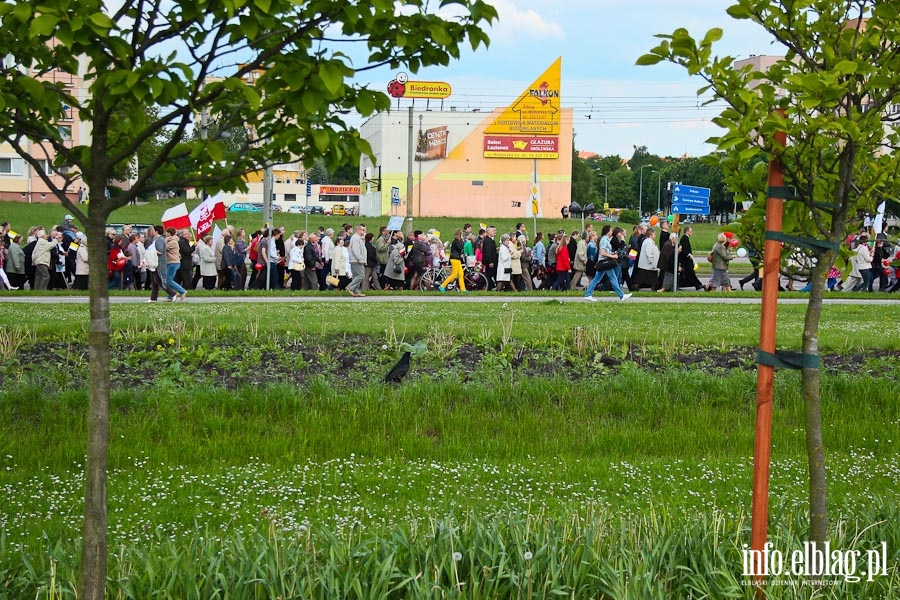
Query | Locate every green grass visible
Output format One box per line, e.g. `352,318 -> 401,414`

1,300 -> 898,351
1,300 -> 898,598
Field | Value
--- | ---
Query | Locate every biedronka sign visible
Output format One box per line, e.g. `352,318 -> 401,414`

484,57 -> 561,159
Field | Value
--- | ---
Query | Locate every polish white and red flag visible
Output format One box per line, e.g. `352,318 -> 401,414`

189,193 -> 227,237
160,202 -> 191,230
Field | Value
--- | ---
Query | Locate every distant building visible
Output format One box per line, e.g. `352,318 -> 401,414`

0,54 -> 91,204
358,107 -> 574,218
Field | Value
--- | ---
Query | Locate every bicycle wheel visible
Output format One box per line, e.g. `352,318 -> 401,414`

419,268 -> 439,291
464,269 -> 488,291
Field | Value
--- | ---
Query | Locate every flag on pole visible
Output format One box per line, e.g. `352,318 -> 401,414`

873,201 -> 886,234
161,203 -> 191,230
190,193 -> 228,237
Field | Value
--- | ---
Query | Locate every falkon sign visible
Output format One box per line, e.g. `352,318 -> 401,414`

484,57 -> 561,159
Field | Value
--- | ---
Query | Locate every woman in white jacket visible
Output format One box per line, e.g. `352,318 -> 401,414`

632,228 -> 660,291
853,233 -> 873,292
198,236 -> 217,290
74,233 -> 90,290
330,237 -> 351,289
495,233 -> 514,291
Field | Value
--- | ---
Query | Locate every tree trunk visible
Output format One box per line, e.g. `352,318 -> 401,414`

801,252 -> 831,547
79,205 -> 112,600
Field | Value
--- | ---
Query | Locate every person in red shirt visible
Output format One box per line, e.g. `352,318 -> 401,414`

550,234 -> 572,290
107,240 -> 128,289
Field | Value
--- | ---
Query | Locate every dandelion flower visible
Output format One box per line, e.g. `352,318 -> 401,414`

524,551 -> 533,561
382,344 -> 388,350
156,344 -> 163,350
452,552 -> 462,561
168,338 -> 175,345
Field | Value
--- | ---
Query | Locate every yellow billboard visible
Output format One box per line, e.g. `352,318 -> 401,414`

485,57 -> 561,136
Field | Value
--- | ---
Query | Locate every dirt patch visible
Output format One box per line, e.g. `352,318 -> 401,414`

1,337 -> 897,392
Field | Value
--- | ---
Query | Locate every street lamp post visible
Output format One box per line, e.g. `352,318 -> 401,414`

596,172 -> 608,210
638,164 -> 653,217
656,171 -> 662,214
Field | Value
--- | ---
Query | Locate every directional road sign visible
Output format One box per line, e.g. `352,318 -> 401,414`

671,184 -> 710,214
671,204 -> 709,215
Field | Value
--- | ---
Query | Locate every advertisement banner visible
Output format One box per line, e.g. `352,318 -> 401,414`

416,125 -> 449,161
485,57 -> 561,138
319,185 -> 360,195
483,135 -> 559,159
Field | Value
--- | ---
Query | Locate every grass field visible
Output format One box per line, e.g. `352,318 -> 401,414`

1,301 -> 898,598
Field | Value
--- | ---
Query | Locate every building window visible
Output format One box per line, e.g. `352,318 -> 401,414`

58,125 -> 72,141
284,194 -> 297,202
37,159 -> 54,175
0,157 -> 24,175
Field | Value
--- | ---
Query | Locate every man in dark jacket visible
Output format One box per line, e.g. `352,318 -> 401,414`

302,233 -> 320,290
177,229 -> 193,289
481,226 -> 498,287
220,234 -> 235,290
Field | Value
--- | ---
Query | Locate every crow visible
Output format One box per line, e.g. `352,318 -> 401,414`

384,351 -> 411,383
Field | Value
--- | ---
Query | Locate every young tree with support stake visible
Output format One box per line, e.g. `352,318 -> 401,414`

638,0 -> 900,558
0,1 -> 496,597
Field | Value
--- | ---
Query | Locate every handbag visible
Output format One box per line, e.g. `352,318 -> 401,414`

326,275 -> 340,287
504,267 -> 512,274
595,257 -> 617,271
292,261 -> 306,272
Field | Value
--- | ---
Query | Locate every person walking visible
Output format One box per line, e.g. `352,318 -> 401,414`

31,230 -> 53,290
302,233 -> 320,291
550,234 -> 572,291
631,228 -> 659,291
363,232 -> 382,292
347,224 -> 367,297
164,227 -> 188,301
198,235 -> 217,290
439,229 -> 467,293
706,233 -> 734,292
584,225 -> 631,301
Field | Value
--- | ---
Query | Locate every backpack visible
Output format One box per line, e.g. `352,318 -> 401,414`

144,244 -> 159,270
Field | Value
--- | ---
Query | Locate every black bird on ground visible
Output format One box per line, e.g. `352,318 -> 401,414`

384,351 -> 411,383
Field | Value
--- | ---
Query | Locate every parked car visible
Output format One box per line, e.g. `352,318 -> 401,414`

106,223 -> 155,235
228,202 -> 263,212
344,205 -> 357,216
308,205 -> 325,215
331,204 -> 346,216
286,205 -> 305,214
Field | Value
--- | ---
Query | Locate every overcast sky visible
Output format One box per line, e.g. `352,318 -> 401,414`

353,0 -> 780,160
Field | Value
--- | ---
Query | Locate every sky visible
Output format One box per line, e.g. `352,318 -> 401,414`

352,0 -> 782,160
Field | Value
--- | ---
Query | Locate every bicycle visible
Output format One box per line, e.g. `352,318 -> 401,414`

418,261 -> 490,291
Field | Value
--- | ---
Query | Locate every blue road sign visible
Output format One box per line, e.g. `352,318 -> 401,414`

672,184 -> 710,198
306,180 -> 312,198
391,186 -> 401,206
671,184 -> 711,214
672,205 -> 709,215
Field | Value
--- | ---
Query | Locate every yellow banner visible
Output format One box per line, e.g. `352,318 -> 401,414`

485,57 -> 561,136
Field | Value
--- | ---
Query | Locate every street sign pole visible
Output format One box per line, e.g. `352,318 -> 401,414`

670,185 -> 711,295
305,179 -> 312,232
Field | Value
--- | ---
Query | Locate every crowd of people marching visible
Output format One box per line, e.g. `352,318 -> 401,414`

1,215 -> 898,298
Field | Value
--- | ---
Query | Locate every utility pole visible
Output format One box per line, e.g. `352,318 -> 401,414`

639,164 -> 653,217
405,106 -> 414,234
